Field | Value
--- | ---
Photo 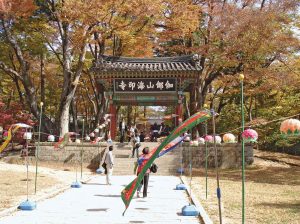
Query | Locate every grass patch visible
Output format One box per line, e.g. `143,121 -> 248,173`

186,160 -> 300,224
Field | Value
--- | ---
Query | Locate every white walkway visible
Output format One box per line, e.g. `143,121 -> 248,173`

0,176 -> 201,224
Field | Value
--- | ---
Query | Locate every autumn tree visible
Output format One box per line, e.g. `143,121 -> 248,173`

0,0 -> 56,133
156,0 -> 299,137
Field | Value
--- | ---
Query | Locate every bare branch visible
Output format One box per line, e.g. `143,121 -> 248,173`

0,61 -> 23,80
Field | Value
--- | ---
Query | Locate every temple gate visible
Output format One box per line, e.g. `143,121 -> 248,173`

91,55 -> 201,140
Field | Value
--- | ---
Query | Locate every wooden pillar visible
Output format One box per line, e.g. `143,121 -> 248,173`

189,83 -> 198,139
109,103 -> 117,140
176,103 -> 183,127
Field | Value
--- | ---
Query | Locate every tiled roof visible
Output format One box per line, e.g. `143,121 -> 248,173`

91,55 -> 201,77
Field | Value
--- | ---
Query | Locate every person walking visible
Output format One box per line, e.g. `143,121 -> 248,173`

136,147 -> 151,198
131,129 -> 140,158
104,146 -> 114,185
119,119 -> 127,143
151,123 -> 159,142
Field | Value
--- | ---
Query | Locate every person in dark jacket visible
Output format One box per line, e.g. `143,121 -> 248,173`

119,119 -> 127,143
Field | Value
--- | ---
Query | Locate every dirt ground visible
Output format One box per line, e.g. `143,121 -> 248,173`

0,161 -> 93,212
185,151 -> 300,224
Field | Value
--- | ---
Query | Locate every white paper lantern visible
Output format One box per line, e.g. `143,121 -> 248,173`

48,135 -> 55,142
215,136 -> 222,144
23,132 -> 32,140
190,140 -> 199,146
85,135 -> 90,141
185,136 -> 191,142
75,139 -> 81,143
198,137 -> 205,145
106,119 -> 111,123
94,128 -> 99,133
89,132 -> 95,137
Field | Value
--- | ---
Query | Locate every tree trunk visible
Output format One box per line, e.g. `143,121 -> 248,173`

71,99 -> 79,133
58,24 -> 88,136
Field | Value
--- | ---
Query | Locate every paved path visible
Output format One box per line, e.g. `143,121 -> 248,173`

0,175 -> 201,224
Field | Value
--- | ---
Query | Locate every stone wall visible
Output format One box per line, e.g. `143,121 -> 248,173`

181,143 -> 254,169
36,142 -> 107,168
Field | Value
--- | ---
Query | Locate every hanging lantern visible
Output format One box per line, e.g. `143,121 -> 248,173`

75,139 -> 81,143
85,135 -> 90,141
48,135 -> 55,142
23,132 -> 32,140
223,133 -> 236,143
197,137 -> 205,145
205,135 -> 213,143
89,132 -> 95,137
189,140 -> 199,146
215,136 -> 222,144
94,128 -> 99,133
280,119 -> 300,136
242,129 -> 258,143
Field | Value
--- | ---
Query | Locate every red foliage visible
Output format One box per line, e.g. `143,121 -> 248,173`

0,99 -> 35,130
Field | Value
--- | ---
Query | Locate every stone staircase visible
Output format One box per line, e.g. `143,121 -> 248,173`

112,142 -> 182,176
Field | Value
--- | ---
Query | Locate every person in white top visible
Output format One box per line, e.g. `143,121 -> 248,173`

104,146 -> 114,185
131,129 -> 141,158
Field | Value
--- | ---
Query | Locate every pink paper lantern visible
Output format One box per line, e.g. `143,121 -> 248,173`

205,135 -> 213,143
280,119 -> 300,135
242,129 -> 258,143
223,133 -> 236,143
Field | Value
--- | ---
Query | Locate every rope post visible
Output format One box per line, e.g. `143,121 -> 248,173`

18,127 -> 36,210
204,121 -> 208,199
25,128 -> 29,201
71,142 -> 82,188
212,109 -> 222,224
189,140 -> 192,199
240,73 -> 246,224
35,102 -> 43,194
81,119 -> 85,180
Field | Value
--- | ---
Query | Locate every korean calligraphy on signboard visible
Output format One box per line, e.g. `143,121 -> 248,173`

114,78 -> 177,92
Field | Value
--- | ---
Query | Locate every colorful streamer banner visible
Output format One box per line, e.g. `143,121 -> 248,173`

53,132 -> 78,149
0,123 -> 32,153
121,110 -> 212,214
0,126 -> 20,153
